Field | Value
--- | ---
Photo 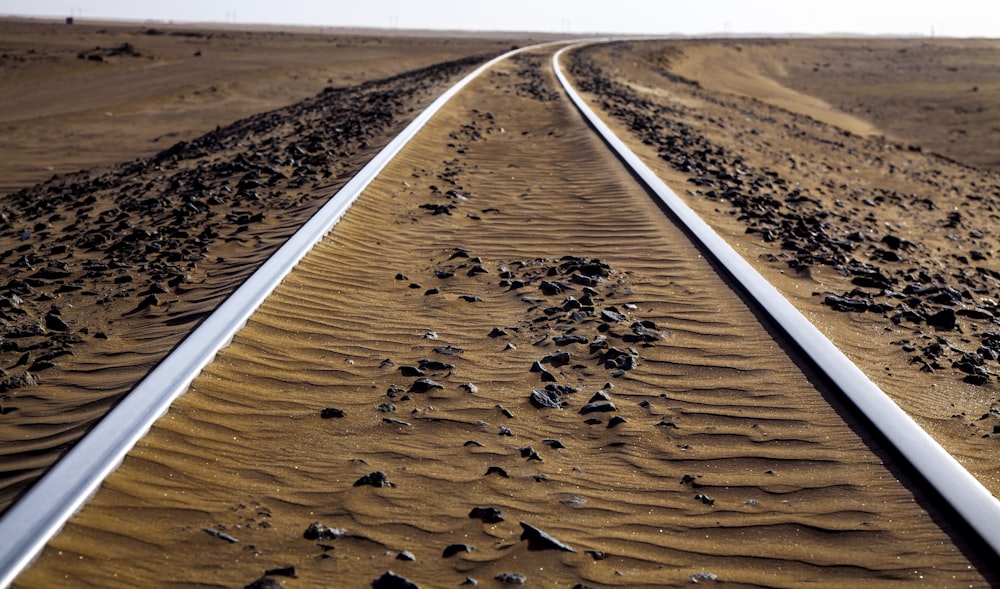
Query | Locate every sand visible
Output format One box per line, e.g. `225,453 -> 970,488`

0,18 -> 522,194
0,18 -> 511,511
15,43 -> 996,587
569,39 -> 1000,493
3,20 -> 999,587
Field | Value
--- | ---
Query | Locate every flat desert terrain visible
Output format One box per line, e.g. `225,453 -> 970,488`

3,18 -> 1000,588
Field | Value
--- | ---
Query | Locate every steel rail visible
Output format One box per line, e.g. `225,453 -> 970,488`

0,40 -> 568,588
552,43 -> 1000,557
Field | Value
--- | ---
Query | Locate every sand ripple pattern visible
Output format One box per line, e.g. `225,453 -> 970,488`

19,48 -> 988,587
0,55 -> 491,512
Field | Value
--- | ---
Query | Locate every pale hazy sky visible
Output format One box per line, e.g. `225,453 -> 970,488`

2,0 -> 998,37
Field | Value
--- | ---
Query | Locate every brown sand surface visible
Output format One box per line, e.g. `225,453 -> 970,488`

17,47 -> 990,587
0,18 -> 518,194
670,39 -> 1000,172
569,40 -> 1000,493
0,18 -> 513,511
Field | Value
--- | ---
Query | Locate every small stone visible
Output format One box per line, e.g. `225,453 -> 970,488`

495,572 -> 526,585
823,294 -> 870,312
202,527 -> 238,543
142,281 -> 167,295
588,391 -> 611,403
408,378 -> 443,393
460,383 -> 478,393
0,371 -> 37,394
320,407 -> 346,418
469,506 -> 504,523
263,565 -> 297,578
519,446 -> 543,461
927,308 -> 958,331
372,571 -> 419,589
489,327 -> 509,338
396,550 -> 415,561
607,415 -> 627,428
498,426 -> 513,436
694,493 -> 715,506
964,374 -> 989,386
601,308 -> 627,322
244,577 -> 283,589
433,345 -> 464,356
442,543 -> 474,557
530,388 -> 562,409
136,293 -> 159,310
541,351 -> 570,367
542,438 -> 565,449
519,521 -> 575,552
354,471 -> 394,488
399,366 -> 425,377
539,280 -> 565,295
627,322 -> 662,342
579,401 -> 617,415
303,522 -> 345,541
485,466 -> 510,478
44,313 -> 70,331
689,572 -> 718,583
529,361 -> 556,382
418,359 -> 454,371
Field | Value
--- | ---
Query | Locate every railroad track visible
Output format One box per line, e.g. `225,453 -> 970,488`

3,41 -> 998,587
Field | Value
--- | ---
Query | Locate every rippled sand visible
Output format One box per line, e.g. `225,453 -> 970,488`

572,40 -> 1000,495
0,19 -> 504,512
17,47 -> 990,587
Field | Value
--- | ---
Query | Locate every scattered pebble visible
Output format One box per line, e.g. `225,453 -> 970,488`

354,471 -> 394,488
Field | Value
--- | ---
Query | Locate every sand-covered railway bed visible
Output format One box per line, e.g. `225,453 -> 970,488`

2,22 -> 999,586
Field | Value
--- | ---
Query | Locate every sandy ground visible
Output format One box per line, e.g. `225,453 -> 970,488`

569,38 -> 1000,491
0,18 -> 524,194
17,46 -> 991,588
2,19 -> 999,588
0,18 -> 515,511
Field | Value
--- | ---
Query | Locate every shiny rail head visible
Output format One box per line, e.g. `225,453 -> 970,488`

552,42 -> 1000,559
0,40 -> 573,589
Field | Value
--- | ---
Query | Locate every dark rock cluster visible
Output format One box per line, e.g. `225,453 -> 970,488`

77,41 -> 145,61
291,250 -> 671,587
570,46 -> 1000,390
506,53 -> 561,102
0,53 -> 494,510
